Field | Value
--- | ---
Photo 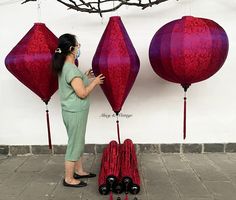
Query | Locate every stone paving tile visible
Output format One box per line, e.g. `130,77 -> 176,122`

182,198 -> 213,200
0,156 -> 8,163
168,170 -> 211,199
204,181 -> 236,200
0,156 -> 28,172
161,154 -> 189,171
0,195 -> 17,200
146,181 -> 180,200
18,177 -> 56,200
141,154 -> 172,183
206,153 -> 236,187
0,171 -> 34,196
206,154 -> 236,174
129,154 -> 147,200
51,182 -> 84,200
183,154 -> 229,181
38,155 -> 64,183
17,156 -> 65,200
16,155 -> 51,172
142,154 -> 180,200
230,174 -> 236,186
0,156 -> 29,184
227,153 -> 236,162
162,154 -> 211,199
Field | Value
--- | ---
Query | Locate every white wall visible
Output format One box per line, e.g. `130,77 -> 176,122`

0,0 -> 236,145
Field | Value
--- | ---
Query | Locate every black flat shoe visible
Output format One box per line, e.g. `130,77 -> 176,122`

63,179 -> 87,187
73,172 -> 96,179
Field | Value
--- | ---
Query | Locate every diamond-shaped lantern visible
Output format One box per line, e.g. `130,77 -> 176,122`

5,23 -> 58,149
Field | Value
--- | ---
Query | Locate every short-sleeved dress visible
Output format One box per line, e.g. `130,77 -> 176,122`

58,62 -> 90,161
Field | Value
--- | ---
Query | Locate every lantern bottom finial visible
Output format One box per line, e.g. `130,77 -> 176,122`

181,84 -> 191,92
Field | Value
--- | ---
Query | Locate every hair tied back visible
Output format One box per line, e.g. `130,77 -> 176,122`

55,48 -> 62,53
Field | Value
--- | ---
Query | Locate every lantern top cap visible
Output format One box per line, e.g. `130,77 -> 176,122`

34,22 -> 46,26
110,16 -> 121,20
181,16 -> 195,20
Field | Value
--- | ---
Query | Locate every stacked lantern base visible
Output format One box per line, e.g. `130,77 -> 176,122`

98,139 -> 140,200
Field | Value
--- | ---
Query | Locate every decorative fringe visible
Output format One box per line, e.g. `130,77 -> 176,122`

116,115 -> 121,144
109,191 -> 113,200
183,96 -> 187,140
45,103 -> 52,149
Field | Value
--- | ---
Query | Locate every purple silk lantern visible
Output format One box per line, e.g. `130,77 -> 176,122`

149,16 -> 229,139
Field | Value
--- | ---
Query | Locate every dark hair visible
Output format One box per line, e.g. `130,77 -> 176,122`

52,33 -> 77,74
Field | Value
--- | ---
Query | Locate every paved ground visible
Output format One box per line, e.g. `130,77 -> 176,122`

1,153 -> 236,200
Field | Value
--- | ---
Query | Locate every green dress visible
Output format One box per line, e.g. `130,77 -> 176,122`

58,62 -> 90,161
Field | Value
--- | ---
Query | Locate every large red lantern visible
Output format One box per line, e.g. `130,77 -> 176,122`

5,23 -> 58,149
92,16 -> 140,144
149,16 -> 229,139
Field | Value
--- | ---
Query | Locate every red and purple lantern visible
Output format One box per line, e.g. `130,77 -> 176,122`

5,23 -> 58,149
92,16 -> 140,144
149,16 -> 229,139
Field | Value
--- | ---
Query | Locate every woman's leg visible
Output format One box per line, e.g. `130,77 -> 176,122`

65,160 -> 82,184
74,157 -> 89,175
62,110 -> 89,181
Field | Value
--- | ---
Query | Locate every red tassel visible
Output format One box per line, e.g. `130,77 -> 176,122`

116,115 -> 121,144
45,103 -> 52,149
183,96 -> 187,140
124,193 -> 128,200
109,191 -> 113,200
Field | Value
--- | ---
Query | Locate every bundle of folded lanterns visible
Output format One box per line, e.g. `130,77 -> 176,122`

98,139 -> 140,200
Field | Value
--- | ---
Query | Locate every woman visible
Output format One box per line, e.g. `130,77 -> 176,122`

52,33 -> 105,187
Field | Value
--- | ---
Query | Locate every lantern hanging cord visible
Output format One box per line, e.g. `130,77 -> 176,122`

37,0 -> 41,22
189,0 -> 192,15
116,114 -> 121,145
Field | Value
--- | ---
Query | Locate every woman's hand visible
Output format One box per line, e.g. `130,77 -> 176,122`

85,69 -> 94,79
94,74 -> 105,85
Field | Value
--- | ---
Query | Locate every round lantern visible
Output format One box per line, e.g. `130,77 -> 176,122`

149,16 -> 229,139
5,23 -> 58,149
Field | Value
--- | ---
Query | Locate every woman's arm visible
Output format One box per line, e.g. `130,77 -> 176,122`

71,74 -> 105,99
